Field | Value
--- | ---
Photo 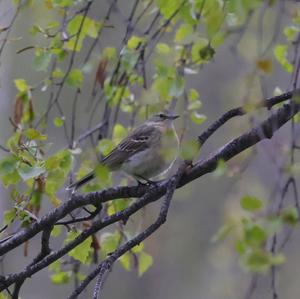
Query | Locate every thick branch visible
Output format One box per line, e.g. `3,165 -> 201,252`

0,100 -> 298,291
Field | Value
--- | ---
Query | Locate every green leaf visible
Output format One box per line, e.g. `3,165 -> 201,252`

4,208 -> 17,225
274,44 -> 293,73
107,199 -> 130,215
169,75 -> 185,97
95,164 -> 111,185
188,89 -> 199,101
24,128 -> 47,140
180,140 -> 199,160
66,69 -> 83,87
132,243 -> 144,253
119,252 -> 131,271
281,207 -> 299,226
138,252 -> 153,276
65,230 -> 93,264
33,48 -> 52,72
100,232 -> 120,256
52,68 -> 64,78
156,0 -> 181,19
212,221 -> 235,242
190,111 -> 206,124
18,164 -> 44,181
51,271 -> 71,284
51,226 -> 62,237
14,79 -> 29,93
213,159 -> 226,177
0,292 -> 9,299
103,47 -> 117,60
156,43 -> 171,54
66,15 -> 102,51
127,36 -> 145,49
188,100 -> 202,110
53,117 -> 65,127
175,23 -> 194,44
283,25 -> 300,42
52,0 -> 74,7
240,195 -> 264,212
113,124 -> 128,143
241,249 -> 271,273
97,139 -> 115,156
191,38 -> 210,63
0,156 -> 18,175
205,2 -> 224,38
244,223 -> 267,247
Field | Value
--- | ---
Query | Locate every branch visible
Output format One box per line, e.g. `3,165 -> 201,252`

69,164 -> 186,299
0,94 -> 298,292
198,89 -> 298,146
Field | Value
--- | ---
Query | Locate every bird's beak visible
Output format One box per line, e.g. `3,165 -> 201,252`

167,114 -> 179,120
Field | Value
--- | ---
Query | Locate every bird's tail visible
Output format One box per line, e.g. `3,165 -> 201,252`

66,171 -> 95,190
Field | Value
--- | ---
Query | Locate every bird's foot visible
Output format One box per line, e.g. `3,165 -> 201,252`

136,177 -> 163,187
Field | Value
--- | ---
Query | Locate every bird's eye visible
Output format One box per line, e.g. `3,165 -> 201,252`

159,113 -> 165,118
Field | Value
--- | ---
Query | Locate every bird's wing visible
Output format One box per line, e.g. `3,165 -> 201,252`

102,124 -> 161,169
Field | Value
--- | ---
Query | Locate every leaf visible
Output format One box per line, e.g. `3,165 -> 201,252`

127,36 -> 145,49
0,156 -> 18,175
113,124 -> 128,143
51,271 -> 71,284
241,249 -> 271,273
138,252 -> 153,276
240,195 -> 264,212
65,231 -> 93,264
4,208 -> 17,225
33,48 -> 52,71
188,100 -> 202,110
169,75 -> 185,97
0,292 -> 9,299
107,199 -> 129,215
188,89 -> 199,101
283,25 -> 300,42
95,164 -> 111,185
95,57 -> 108,88
175,23 -> 194,44
14,79 -> 29,93
244,223 -> 267,247
24,128 -> 47,140
156,0 -> 182,19
274,44 -> 293,73
281,207 -> 299,226
119,252 -> 131,271
53,117 -> 65,127
14,97 -> 24,125
100,232 -> 120,256
66,16 -> 102,51
256,58 -> 273,74
49,195 -> 62,207
51,226 -> 61,237
66,69 -> 83,87
180,140 -> 199,161
213,159 -> 226,177
190,111 -> 206,124
18,164 -> 45,181
156,43 -> 170,54
97,139 -> 115,156
212,221 -> 235,242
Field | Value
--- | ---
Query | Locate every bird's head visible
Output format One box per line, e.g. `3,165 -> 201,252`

149,112 -> 179,123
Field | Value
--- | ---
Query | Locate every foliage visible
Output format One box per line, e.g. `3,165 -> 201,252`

0,0 -> 299,298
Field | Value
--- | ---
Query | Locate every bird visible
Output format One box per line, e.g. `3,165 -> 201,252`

67,112 -> 180,190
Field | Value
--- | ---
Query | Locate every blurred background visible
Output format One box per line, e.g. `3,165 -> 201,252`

1,0 -> 300,298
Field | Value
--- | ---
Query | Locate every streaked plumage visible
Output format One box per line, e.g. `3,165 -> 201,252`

67,112 -> 179,190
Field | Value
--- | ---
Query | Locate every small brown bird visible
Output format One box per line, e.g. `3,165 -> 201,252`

67,112 -> 179,190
